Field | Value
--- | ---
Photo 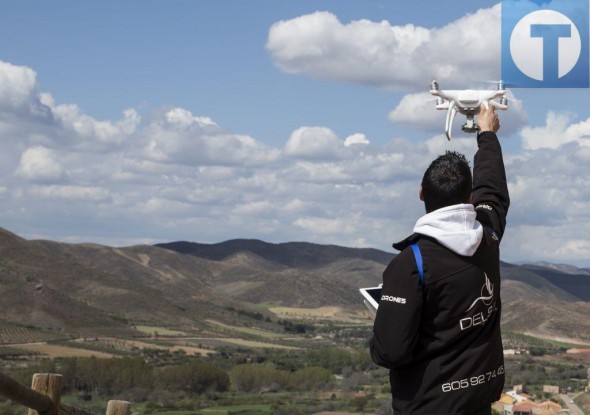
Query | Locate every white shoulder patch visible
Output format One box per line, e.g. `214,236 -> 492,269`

476,203 -> 493,211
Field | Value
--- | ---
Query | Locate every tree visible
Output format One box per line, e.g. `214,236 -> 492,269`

230,364 -> 286,393
306,348 -> 353,374
157,361 -> 229,395
290,366 -> 332,390
78,356 -> 153,396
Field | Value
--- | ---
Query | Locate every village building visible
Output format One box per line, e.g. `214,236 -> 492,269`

497,388 -> 564,415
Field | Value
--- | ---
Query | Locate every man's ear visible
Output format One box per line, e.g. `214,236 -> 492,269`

419,186 -> 424,201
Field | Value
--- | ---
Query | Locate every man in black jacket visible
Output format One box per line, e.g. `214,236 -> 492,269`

370,105 -> 509,415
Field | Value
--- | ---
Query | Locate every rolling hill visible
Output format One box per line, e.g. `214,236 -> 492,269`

1,228 -> 589,343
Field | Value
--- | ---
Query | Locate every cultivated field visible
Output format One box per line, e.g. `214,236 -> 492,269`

0,327 -> 68,344
269,306 -> 366,322
10,342 -> 116,359
76,337 -> 214,356
134,325 -> 188,337
205,319 -> 288,339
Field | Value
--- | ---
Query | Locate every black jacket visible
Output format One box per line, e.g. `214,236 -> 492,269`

370,132 -> 510,415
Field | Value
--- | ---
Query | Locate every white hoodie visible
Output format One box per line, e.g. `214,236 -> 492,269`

413,204 -> 483,257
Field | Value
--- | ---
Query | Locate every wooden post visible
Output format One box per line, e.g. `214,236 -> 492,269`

105,400 -> 131,415
0,372 -> 52,413
28,373 -> 62,415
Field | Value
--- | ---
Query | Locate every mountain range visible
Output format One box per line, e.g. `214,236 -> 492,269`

0,227 -> 589,343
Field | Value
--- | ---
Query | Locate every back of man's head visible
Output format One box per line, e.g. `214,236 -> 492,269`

421,151 -> 472,213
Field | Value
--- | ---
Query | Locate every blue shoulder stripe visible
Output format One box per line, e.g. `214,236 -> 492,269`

410,243 -> 424,286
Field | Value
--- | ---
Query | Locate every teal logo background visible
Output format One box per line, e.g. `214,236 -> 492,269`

502,0 -> 589,88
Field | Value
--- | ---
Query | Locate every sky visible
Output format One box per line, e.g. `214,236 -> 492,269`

1,1 -> 590,266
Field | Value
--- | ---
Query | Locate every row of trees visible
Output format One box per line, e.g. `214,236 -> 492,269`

504,359 -> 589,397
10,357 -> 229,397
230,364 -> 332,393
6,347 -> 372,399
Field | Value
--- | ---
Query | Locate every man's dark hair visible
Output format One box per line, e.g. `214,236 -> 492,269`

421,151 -> 472,213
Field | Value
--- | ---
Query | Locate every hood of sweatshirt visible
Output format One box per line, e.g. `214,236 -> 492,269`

413,204 -> 483,256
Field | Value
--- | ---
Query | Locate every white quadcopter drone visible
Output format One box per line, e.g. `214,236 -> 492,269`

430,80 -> 508,140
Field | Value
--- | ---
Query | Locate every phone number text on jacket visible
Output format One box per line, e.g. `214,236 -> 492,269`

441,365 -> 504,393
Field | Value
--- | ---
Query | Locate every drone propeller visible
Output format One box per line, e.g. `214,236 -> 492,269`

479,79 -> 517,89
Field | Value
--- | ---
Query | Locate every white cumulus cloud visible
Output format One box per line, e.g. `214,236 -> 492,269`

267,5 -> 501,89
138,108 -> 280,166
0,61 -> 39,111
389,92 -> 445,130
40,93 -> 140,149
14,146 -> 64,183
284,126 -> 342,160
521,111 -> 590,150
344,133 -> 370,146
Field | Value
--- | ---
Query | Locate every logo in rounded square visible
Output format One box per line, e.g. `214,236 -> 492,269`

502,0 -> 589,88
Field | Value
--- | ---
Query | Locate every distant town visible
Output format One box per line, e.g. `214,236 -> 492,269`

494,347 -> 590,415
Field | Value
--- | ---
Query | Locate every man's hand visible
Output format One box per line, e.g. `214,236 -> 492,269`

478,104 -> 500,133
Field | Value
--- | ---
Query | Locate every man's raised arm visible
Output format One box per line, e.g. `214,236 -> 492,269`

472,105 -> 510,239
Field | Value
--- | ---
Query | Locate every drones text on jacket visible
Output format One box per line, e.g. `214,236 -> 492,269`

430,80 -> 508,141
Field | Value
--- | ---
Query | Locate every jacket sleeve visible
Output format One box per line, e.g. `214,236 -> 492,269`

369,249 -> 423,369
472,131 -> 510,239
